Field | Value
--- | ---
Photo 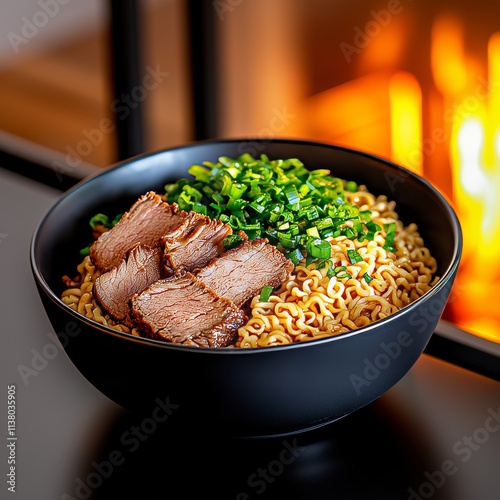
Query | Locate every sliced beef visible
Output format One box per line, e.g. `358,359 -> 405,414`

130,272 -> 247,347
94,244 -> 162,326
195,238 -> 294,307
90,192 -> 187,272
161,214 -> 232,276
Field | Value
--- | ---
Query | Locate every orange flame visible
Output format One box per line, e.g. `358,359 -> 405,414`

431,15 -> 468,96
448,98 -> 500,342
389,72 -> 423,174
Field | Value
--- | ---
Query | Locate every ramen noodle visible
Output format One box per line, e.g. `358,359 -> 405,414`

61,255 -> 142,336
61,185 -> 438,348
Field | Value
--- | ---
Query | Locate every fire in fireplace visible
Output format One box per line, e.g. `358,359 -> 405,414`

296,10 -> 500,342
218,1 -> 500,342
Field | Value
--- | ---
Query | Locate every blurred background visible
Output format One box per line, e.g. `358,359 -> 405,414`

1,0 -> 499,342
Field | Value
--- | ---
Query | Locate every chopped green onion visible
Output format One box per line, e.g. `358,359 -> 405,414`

81,212 -> 122,255
281,211 -> 295,223
346,180 -> 358,192
316,217 -> 334,230
191,203 -> 207,215
347,249 -> 363,264
284,184 -> 300,205
299,205 -> 319,221
89,212 -> 122,229
383,222 -> 397,251
240,222 -> 261,231
111,213 -> 123,226
259,285 -> 274,302
307,239 -> 331,259
359,210 -> 371,222
79,244 -> 91,256
223,234 -> 245,250
288,223 -> 300,236
286,248 -> 304,266
228,182 -> 247,200
268,204 -> 283,222
328,265 -> 352,279
89,214 -> 111,229
212,193 -> 225,204
277,232 -> 300,249
361,221 -> 381,241
188,164 -> 211,182
161,154 -> 382,268
338,271 -> 352,279
306,226 -> 320,238
343,226 -> 357,239
362,273 -> 373,283
249,202 -> 266,214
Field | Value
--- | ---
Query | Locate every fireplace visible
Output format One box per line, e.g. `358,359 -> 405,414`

218,0 -> 500,342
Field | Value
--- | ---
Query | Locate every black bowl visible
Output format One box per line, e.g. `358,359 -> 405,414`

30,138 -> 462,438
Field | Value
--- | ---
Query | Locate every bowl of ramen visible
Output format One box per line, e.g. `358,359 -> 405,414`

30,138 -> 462,437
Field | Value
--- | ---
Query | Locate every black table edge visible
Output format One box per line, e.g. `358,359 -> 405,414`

425,320 -> 500,381
0,130 -> 100,191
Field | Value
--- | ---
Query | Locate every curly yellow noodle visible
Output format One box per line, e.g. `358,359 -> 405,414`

77,293 -> 93,316
61,288 -> 82,298
60,255 -> 142,335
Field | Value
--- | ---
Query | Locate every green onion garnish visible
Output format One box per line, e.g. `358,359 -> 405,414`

259,285 -> 273,302
80,212 -> 122,255
89,213 -> 121,229
383,222 -> 397,251
222,234 -> 245,250
327,265 -> 352,280
286,248 -> 304,266
362,273 -> 373,283
164,154 -> 381,267
347,249 -> 363,264
307,239 -> 332,259
111,213 -> 123,226
346,180 -> 358,192
79,245 -> 91,256
89,214 -> 111,229
284,184 -> 300,206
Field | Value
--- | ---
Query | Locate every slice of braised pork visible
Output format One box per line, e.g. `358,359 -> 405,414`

130,272 -> 247,347
90,192 -> 187,272
195,238 -> 294,307
94,244 -> 162,327
161,213 -> 232,276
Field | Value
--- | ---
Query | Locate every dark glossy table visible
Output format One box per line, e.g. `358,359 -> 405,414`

1,166 -> 500,500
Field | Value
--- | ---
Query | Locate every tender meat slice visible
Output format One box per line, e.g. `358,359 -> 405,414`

161,214 -> 232,276
195,238 -> 294,307
130,272 -> 247,347
94,244 -> 162,327
90,192 -> 186,272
